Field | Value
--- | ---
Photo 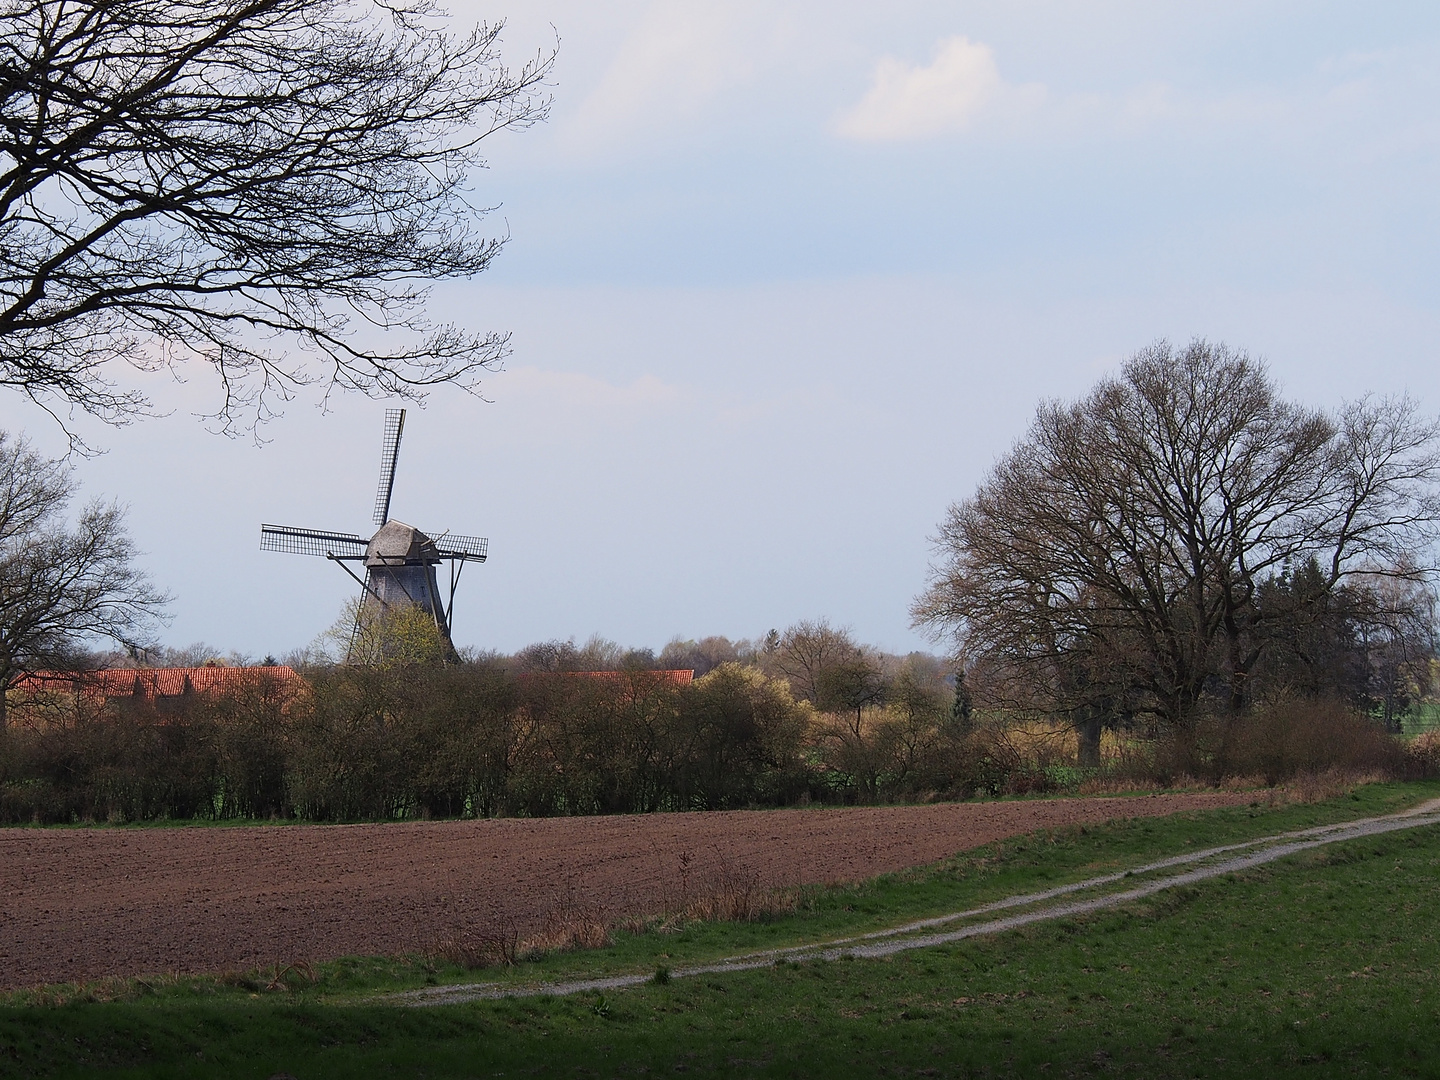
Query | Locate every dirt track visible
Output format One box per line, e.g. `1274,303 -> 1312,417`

0,793 -> 1253,989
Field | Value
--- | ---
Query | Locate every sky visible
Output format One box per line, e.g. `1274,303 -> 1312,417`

9,1 -> 1440,659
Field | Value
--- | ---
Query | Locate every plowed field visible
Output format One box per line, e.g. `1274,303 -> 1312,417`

0,793 -> 1252,988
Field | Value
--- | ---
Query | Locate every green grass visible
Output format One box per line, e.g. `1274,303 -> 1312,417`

1401,702 -> 1440,735
3,781 -> 1439,1078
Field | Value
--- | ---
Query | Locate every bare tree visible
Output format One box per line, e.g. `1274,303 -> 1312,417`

913,340 -> 1440,733
769,619 -> 862,705
658,635 -> 742,677
0,432 -> 169,724
815,653 -> 888,735
511,636 -> 626,673
0,0 -> 553,441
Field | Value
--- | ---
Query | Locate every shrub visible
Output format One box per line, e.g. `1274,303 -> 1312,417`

1213,698 -> 1406,785
1407,730 -> 1440,777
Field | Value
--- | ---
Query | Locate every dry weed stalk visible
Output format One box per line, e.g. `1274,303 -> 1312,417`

521,893 -> 611,956
429,922 -> 520,970
12,972 -> 179,1006
1276,767 -> 1388,805
424,885 -> 610,971
263,961 -> 315,992
653,849 -> 799,930
215,960 -> 315,993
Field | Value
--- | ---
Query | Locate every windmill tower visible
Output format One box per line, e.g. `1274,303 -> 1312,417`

260,409 -> 488,658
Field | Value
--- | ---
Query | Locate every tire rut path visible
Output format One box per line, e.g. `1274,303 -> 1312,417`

396,798 -> 1440,1006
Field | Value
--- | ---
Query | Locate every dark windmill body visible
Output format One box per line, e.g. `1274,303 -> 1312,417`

260,409 -> 488,658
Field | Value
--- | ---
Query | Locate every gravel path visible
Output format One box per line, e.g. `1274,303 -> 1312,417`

399,797 -> 1440,1005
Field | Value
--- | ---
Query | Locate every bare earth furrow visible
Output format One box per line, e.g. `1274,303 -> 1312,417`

0,793 -> 1252,988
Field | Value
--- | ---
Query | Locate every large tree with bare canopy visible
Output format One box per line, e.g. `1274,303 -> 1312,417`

913,340 -> 1440,751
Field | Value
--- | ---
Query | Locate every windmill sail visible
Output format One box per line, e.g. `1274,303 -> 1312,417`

260,524 -> 369,559
373,408 -> 406,525
433,533 -> 489,561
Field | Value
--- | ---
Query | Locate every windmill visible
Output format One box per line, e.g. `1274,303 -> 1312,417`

260,409 -> 488,658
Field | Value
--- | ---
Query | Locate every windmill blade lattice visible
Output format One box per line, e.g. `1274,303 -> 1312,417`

260,524 -> 369,559
373,408 -> 406,525
433,533 -> 489,561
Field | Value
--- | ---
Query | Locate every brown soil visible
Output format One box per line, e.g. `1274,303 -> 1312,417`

0,793 -> 1253,989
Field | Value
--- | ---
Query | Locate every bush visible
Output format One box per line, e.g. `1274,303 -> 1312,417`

0,705 -> 219,823
286,661 -> 519,821
671,664 -> 813,809
1212,698 -> 1407,785
1407,730 -> 1440,777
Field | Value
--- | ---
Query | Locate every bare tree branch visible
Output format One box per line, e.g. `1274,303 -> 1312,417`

0,0 -> 554,443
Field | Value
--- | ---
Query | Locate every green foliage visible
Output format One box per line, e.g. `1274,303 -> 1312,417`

316,596 -> 453,668
669,663 -> 813,809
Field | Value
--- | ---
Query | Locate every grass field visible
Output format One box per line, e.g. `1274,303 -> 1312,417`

1402,703 -> 1440,735
3,781 -> 1438,1078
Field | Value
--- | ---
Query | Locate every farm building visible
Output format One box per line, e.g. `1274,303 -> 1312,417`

6,664 -> 305,725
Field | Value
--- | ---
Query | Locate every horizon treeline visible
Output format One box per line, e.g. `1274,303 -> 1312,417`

0,619 -> 1434,825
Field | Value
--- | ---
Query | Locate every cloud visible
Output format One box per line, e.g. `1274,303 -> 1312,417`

562,2 -> 789,152
835,36 -> 1028,141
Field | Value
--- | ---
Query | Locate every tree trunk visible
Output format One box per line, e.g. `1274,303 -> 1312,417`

1076,708 -> 1102,769
0,659 -> 11,731
1225,615 -> 1246,715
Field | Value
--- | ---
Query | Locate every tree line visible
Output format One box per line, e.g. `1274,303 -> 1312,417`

0,625 -> 961,822
1,614 -> 1427,824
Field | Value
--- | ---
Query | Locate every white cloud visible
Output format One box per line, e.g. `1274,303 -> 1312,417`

561,2 -> 792,152
835,36 -> 1022,141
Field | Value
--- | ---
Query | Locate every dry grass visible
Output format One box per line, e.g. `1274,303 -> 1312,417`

430,852 -> 800,973
663,851 -> 800,926
1278,767 -> 1391,805
1073,774 -> 1225,796
429,888 -> 610,972
5,974 -> 180,1007
1407,730 -> 1440,775
6,960 -> 324,1006
1195,767 -> 1395,810
428,923 -> 521,970
521,893 -> 612,955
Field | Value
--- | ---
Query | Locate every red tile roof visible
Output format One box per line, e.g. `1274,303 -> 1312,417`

520,669 -> 694,687
10,665 -> 304,701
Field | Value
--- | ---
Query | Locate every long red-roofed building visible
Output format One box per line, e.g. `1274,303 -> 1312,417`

522,669 -> 694,687
8,664 -> 305,712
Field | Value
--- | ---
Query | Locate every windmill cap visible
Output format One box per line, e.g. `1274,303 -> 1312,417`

366,520 -> 441,565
